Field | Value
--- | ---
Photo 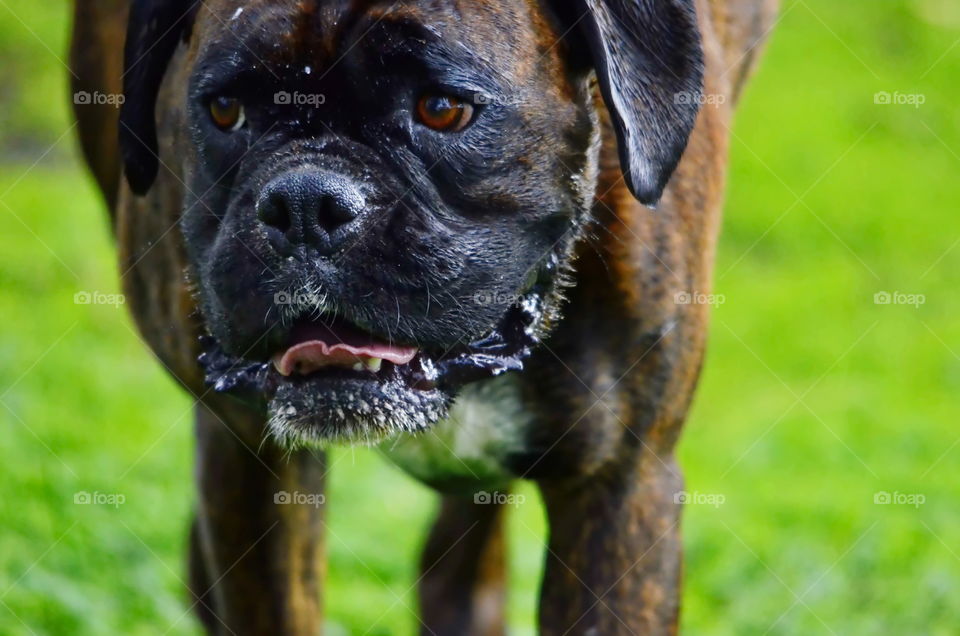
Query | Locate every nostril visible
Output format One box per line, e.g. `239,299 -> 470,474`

258,191 -> 292,234
316,194 -> 359,232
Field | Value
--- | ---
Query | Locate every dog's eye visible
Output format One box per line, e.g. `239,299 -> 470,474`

209,96 -> 245,131
416,94 -> 474,132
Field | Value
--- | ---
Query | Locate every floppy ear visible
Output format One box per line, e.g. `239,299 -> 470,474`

559,0 -> 705,206
119,0 -> 198,195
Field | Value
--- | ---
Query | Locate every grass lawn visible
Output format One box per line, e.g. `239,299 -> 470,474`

1,1 -> 958,633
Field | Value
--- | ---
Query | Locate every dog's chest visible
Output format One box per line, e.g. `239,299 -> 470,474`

378,375 -> 531,493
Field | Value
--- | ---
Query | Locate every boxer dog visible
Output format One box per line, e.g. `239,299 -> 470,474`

70,0 -> 775,633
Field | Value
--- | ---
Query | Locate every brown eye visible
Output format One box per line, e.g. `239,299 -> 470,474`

416,94 -> 474,132
209,96 -> 245,131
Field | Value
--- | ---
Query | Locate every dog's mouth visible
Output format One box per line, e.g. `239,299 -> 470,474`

200,292 -> 542,395
271,318 -> 420,379
197,274 -> 555,444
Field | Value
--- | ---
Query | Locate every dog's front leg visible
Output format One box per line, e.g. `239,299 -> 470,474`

537,453 -> 683,636
190,402 -> 326,635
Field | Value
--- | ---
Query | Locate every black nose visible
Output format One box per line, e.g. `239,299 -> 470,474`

256,170 -> 367,254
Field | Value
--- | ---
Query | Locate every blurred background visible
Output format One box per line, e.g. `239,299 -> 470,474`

1,1 -> 958,634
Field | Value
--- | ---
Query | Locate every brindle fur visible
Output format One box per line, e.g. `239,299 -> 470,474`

70,0 -> 776,633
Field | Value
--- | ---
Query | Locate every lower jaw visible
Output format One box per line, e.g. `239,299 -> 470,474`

264,368 -> 451,445
197,287 -> 551,443
199,337 -> 530,445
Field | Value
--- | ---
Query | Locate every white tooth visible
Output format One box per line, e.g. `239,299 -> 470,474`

272,356 -> 290,377
352,362 -> 364,372
365,358 -> 382,373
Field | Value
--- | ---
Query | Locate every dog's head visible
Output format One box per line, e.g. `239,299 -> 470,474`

119,0 -> 703,444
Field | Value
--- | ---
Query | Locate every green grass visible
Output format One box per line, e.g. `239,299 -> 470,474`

1,0 -> 958,633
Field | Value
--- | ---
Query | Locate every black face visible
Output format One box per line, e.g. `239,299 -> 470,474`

177,1 -> 599,443
120,0 -> 704,444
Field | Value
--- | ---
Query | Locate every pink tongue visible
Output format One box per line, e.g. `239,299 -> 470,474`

272,321 -> 418,377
